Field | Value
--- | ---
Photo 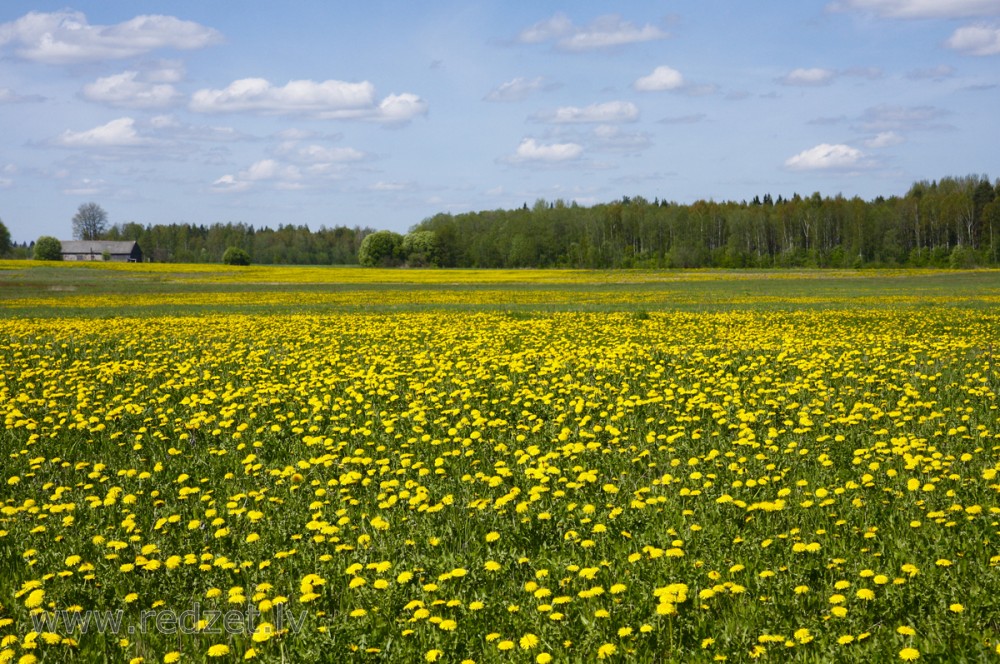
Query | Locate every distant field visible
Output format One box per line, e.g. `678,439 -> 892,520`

1,261 -> 999,316
1,262 -> 999,663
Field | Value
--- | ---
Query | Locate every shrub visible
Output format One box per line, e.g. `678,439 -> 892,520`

222,246 -> 251,266
34,236 -> 63,261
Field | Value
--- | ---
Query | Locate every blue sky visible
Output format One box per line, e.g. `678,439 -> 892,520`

1,1 -> 998,242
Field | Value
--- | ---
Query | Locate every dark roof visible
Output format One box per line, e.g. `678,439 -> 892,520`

60,240 -> 139,255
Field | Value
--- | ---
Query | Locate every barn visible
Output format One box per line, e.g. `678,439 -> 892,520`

60,240 -> 143,263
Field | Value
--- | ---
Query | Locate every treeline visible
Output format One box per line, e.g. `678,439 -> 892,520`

24,173 -> 998,268
102,222 -> 372,264
415,175 -> 1000,268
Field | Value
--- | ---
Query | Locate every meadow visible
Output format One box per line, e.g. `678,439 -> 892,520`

1,261 -> 999,663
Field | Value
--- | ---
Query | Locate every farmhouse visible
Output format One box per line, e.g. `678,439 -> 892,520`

60,240 -> 143,263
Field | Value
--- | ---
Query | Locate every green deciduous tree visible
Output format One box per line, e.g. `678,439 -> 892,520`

358,230 -> 402,267
221,246 -> 251,265
0,218 -> 11,256
33,236 -> 63,260
400,230 -> 437,266
72,202 -> 108,240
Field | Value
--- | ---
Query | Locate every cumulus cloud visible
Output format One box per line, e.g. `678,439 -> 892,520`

518,13 -> 668,51
535,101 -> 639,124
82,70 -> 181,108
190,78 -> 427,123
633,65 -> 685,91
0,10 -> 221,64
484,76 -> 549,102
829,0 -> 1000,18
212,159 -> 303,193
375,93 -> 429,124
56,117 -> 151,147
945,23 -> 1000,54
865,131 -> 905,147
780,68 -> 837,86
509,138 -> 584,162
785,143 -> 866,170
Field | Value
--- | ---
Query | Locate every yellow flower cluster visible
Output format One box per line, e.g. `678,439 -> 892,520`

0,269 -> 997,661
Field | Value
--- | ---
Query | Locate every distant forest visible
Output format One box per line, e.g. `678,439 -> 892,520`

45,174 -> 1000,268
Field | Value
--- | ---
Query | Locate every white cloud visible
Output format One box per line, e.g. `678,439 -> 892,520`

537,101 -> 639,124
590,125 -> 653,152
276,141 -> 366,164
518,13 -> 668,51
62,178 -> 107,196
519,13 -> 575,43
192,78 -> 373,113
244,159 -> 300,181
485,76 -> 547,102
945,23 -> 1000,54
56,117 -> 150,147
212,159 -> 302,193
210,174 -> 249,193
633,65 -> 684,91
829,0 -> 1000,18
82,70 -> 181,108
190,78 -> 427,123
146,114 -> 245,142
149,115 -> 180,129
780,68 -> 837,86
785,143 -> 866,170
144,60 -> 185,83
510,138 -> 584,162
865,131 -> 905,147
374,93 -> 429,124
0,10 -> 221,64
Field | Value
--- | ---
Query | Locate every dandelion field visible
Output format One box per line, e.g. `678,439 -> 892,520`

2,262 -> 1000,663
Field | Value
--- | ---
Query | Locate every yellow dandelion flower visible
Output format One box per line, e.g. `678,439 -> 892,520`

24,590 -> 45,609
207,644 -> 230,658
597,643 -> 617,659
520,633 -> 539,649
